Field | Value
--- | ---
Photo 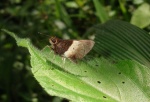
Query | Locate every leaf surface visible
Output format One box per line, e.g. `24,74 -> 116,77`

2,20 -> 150,102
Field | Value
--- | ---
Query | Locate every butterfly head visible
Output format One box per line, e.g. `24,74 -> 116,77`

49,36 -> 58,44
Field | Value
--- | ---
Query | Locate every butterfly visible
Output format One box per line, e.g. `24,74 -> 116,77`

49,36 -> 95,63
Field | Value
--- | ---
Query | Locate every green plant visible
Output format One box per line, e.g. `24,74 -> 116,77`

2,20 -> 150,102
131,3 -> 150,28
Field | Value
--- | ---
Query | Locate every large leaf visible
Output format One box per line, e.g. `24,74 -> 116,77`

2,24 -> 150,102
94,20 -> 150,68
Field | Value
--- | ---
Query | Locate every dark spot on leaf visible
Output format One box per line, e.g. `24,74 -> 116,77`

103,96 -> 106,98
111,60 -> 117,64
97,81 -> 101,84
84,70 -> 87,72
122,81 -> 125,84
118,72 -> 121,74
95,64 -> 99,66
52,85 -> 54,86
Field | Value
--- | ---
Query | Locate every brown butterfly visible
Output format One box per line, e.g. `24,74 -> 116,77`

49,36 -> 95,63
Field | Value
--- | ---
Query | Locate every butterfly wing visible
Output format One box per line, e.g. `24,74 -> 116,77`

64,40 -> 95,60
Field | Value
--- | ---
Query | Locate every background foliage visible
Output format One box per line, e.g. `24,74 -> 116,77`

0,0 -> 150,102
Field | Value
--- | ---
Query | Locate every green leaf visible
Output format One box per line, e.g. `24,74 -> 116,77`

94,20 -> 150,68
133,0 -> 144,4
131,3 -> 150,28
65,1 -> 78,8
75,0 -> 86,7
55,0 -> 79,38
2,27 -> 150,102
93,0 -> 109,23
55,0 -> 72,27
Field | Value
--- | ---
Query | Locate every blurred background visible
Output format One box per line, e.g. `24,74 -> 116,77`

0,0 -> 150,102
